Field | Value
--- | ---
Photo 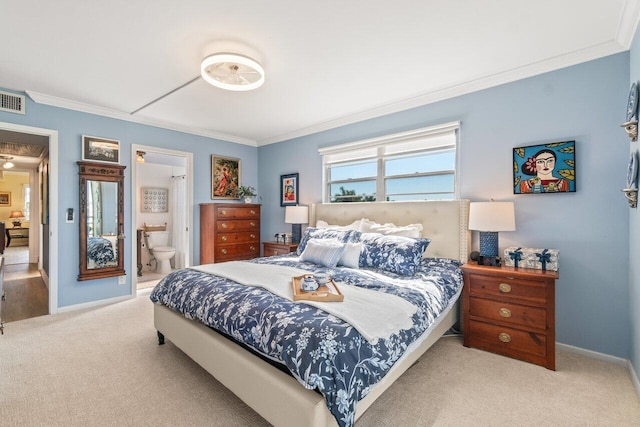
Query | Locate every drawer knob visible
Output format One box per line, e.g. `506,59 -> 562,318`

498,333 -> 511,343
499,308 -> 512,318
250,234 -> 256,239
274,251 -> 279,255
250,245 -> 256,251
221,248 -> 227,255
221,210 -> 227,215
250,210 -> 256,215
250,222 -> 256,227
498,283 -> 512,293
221,223 -> 228,229
221,236 -> 228,242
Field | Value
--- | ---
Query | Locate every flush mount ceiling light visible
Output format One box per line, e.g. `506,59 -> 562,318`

0,155 -> 14,169
200,53 -> 265,91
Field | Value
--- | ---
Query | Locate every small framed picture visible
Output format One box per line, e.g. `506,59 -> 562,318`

280,173 -> 299,206
0,191 -> 11,206
513,140 -> 576,194
82,135 -> 120,164
211,155 -> 240,199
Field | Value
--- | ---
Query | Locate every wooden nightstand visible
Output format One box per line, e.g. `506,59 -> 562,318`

461,262 -> 558,370
263,241 -> 298,257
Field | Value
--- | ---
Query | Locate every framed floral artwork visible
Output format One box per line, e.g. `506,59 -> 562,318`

513,140 -> 576,194
82,135 -> 120,164
211,155 -> 240,199
280,173 -> 299,206
0,191 -> 10,206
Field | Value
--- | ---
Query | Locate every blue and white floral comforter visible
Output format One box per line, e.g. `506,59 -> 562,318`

87,236 -> 115,267
150,256 -> 462,427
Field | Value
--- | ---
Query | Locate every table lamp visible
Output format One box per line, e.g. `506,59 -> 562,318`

9,210 -> 24,228
285,205 -> 308,243
468,201 -> 515,258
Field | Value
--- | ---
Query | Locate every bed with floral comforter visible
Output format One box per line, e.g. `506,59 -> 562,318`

150,254 -> 462,427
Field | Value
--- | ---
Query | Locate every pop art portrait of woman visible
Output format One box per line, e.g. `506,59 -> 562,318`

513,141 -> 575,194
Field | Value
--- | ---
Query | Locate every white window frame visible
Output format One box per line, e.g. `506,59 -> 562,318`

319,121 -> 460,203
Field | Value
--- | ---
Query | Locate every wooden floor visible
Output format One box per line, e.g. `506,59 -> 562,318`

2,262 -> 48,323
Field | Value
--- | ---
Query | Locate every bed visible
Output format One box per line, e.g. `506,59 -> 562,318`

152,199 -> 470,427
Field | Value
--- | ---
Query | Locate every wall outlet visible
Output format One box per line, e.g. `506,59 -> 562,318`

118,275 -> 126,285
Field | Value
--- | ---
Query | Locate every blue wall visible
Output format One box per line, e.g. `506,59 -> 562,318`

0,94 -> 258,308
259,53 -> 631,358
629,33 -> 640,378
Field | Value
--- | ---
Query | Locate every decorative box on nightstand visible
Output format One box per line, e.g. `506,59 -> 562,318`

263,241 -> 298,257
461,262 -> 558,370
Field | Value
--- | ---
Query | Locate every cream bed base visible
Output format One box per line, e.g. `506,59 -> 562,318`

154,199 -> 470,426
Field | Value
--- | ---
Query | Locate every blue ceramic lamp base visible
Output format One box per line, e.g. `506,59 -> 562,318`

291,224 -> 302,244
479,231 -> 499,258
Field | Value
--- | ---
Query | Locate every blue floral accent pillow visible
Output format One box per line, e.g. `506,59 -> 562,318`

359,233 -> 431,276
296,227 -> 362,255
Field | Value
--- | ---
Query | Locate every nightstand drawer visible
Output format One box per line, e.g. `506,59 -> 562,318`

468,273 -> 547,305
469,297 -> 546,330
467,320 -> 547,358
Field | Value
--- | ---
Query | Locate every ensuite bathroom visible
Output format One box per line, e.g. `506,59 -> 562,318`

135,150 -> 188,290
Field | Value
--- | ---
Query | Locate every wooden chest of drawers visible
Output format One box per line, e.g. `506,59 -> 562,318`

461,263 -> 558,370
263,241 -> 298,257
200,203 -> 260,264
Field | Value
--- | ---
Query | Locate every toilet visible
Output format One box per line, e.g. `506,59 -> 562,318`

144,227 -> 176,275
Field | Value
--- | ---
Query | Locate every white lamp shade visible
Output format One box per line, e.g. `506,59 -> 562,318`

285,205 -> 309,224
468,202 -> 516,232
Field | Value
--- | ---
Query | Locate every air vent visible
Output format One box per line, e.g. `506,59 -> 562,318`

0,90 -> 25,114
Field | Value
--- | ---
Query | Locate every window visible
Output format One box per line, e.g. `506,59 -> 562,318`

23,184 -> 30,220
320,122 -> 459,203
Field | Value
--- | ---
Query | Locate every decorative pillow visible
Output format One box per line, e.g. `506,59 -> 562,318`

316,219 -> 361,230
296,227 -> 361,255
359,233 -> 431,276
358,219 -> 423,237
299,239 -> 346,268
338,242 -> 363,269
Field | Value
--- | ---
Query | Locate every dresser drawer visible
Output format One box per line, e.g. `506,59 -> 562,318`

217,219 -> 260,232
216,206 -> 260,219
216,243 -> 260,260
467,320 -> 547,359
216,232 -> 259,244
468,297 -> 546,331
468,273 -> 547,305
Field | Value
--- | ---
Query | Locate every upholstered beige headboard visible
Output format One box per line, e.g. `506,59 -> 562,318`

309,200 -> 471,262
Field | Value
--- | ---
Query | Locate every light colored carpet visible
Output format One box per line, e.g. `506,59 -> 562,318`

1,291 -> 639,426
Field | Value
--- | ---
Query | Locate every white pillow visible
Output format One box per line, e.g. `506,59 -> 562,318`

338,242 -> 363,269
369,223 -> 423,238
316,219 -> 361,230
358,218 -> 378,233
299,239 -> 346,268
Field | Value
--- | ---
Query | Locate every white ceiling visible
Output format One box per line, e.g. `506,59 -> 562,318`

2,1 -> 639,147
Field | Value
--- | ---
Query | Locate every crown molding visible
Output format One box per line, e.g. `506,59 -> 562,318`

257,39 -> 626,146
25,91 -> 257,147
617,0 -> 640,48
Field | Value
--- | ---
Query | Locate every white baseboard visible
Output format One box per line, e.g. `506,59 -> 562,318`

557,342 -> 627,366
40,269 -> 49,290
57,293 -> 134,313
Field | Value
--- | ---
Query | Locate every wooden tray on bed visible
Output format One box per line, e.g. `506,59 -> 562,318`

292,275 -> 344,302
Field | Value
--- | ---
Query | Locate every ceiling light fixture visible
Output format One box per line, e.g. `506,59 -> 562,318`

0,155 -> 14,169
200,53 -> 265,91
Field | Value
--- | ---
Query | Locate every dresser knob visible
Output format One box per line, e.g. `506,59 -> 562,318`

498,333 -> 511,343
221,248 -> 227,255
221,236 -> 228,242
221,223 -> 228,229
250,245 -> 256,251
250,234 -> 256,239
221,210 -> 227,215
250,222 -> 256,227
498,283 -> 512,293
499,308 -> 512,318
250,210 -> 256,215
274,251 -> 279,255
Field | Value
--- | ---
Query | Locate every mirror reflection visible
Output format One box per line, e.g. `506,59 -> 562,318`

86,180 -> 118,269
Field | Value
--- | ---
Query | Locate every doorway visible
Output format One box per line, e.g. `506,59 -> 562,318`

131,145 -> 193,295
0,121 -> 59,321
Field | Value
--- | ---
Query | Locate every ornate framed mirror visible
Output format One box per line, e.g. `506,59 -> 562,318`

77,161 -> 126,281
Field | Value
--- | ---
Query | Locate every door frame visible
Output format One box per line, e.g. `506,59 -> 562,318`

130,144 -> 193,295
0,121 -> 58,314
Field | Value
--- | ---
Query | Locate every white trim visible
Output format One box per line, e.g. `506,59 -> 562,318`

616,0 -> 640,48
25,91 -> 257,147
130,144 -> 193,297
556,342 -> 627,366
57,293 -> 132,313
0,121 -> 58,314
